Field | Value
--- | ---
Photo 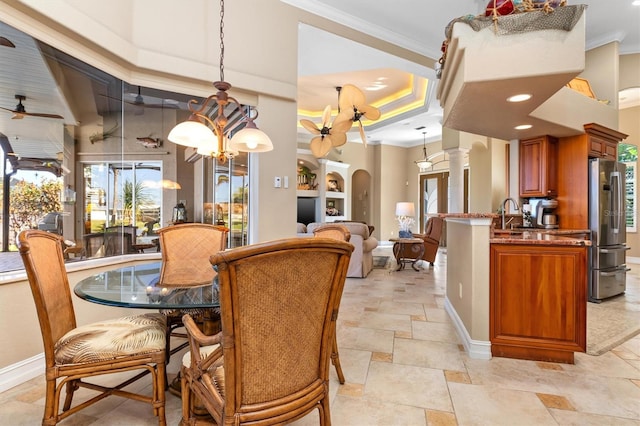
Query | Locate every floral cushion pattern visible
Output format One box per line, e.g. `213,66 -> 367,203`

54,313 -> 166,364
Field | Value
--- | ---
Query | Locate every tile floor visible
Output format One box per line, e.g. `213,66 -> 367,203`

1,245 -> 639,425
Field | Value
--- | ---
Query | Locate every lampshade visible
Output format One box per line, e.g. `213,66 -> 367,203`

415,159 -> 432,169
395,202 -> 415,217
229,121 -> 273,152
168,118 -> 216,148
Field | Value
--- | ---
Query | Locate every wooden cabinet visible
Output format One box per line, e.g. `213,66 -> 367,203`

519,136 -> 558,198
490,243 -> 587,364
556,123 -> 628,229
585,123 -> 623,159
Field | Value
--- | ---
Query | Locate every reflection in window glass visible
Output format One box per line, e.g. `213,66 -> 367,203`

202,152 -> 249,248
83,162 -> 162,254
619,143 -> 637,232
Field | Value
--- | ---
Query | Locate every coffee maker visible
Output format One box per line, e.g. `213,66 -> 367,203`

530,198 -> 559,229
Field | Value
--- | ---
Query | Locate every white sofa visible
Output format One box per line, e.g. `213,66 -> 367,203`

297,222 -> 378,278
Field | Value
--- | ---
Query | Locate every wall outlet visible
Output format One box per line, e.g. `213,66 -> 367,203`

274,176 -> 282,188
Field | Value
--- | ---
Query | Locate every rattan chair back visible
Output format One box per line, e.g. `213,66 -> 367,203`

181,237 -> 353,425
157,223 -> 229,286
18,229 -> 166,425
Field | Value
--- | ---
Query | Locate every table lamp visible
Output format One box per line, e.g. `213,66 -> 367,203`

395,202 -> 415,238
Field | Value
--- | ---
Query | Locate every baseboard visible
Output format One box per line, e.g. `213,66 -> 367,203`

0,353 -> 44,393
444,297 -> 492,360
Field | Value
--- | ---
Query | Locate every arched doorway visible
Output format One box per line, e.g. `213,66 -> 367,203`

351,169 -> 372,225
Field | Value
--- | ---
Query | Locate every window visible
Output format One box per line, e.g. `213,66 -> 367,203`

83,161 -> 162,255
619,143 -> 637,232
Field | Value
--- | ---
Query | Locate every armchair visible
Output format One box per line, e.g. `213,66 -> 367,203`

180,237 -> 353,425
399,216 -> 444,266
156,223 -> 229,359
17,229 -> 166,425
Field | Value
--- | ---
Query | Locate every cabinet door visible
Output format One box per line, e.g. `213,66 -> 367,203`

490,244 -> 587,362
519,136 -> 557,198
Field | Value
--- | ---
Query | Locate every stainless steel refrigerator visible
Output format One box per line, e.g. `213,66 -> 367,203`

589,158 -> 629,302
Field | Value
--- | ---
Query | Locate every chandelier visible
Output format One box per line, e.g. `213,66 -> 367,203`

415,132 -> 432,170
168,0 -> 273,163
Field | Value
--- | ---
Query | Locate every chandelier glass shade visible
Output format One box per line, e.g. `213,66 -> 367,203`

415,131 -> 432,170
167,0 -> 272,163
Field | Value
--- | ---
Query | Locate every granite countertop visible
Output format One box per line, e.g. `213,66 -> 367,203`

490,228 -> 592,246
438,213 -> 499,219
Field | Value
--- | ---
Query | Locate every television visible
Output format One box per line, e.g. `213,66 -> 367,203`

297,197 -> 317,225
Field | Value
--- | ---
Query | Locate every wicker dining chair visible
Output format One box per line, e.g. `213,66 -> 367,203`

180,237 -> 353,425
17,229 -> 167,426
312,224 -> 351,384
156,223 -> 229,358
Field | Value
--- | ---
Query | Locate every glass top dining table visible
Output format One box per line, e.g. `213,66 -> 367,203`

74,262 -> 220,309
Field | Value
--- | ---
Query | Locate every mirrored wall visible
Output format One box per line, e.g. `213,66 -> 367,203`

0,20 -> 252,264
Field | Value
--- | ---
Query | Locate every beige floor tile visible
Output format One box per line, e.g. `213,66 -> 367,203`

328,395 -> 428,426
364,361 -> 452,412
448,382 -> 556,426
411,319 -> 460,344
547,373 -> 640,420
338,326 -> 395,353
464,357 -> 561,394
394,338 -> 466,371
548,407 -> 640,425
338,348 -> 372,384
356,311 -> 413,333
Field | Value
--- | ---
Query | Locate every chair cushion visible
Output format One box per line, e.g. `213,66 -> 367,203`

54,313 -> 166,364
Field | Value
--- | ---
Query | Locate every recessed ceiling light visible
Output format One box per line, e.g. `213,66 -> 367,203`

633,1 -> 640,6
515,124 -> 532,130
507,94 -> 532,102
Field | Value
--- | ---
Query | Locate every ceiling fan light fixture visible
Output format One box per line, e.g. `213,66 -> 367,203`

167,0 -> 272,163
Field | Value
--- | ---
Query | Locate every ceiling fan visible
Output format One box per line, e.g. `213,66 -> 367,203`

127,86 -> 179,115
0,95 -> 63,120
300,104 -> 351,157
335,84 -> 381,147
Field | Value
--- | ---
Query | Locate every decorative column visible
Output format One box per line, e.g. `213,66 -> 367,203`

446,147 -> 468,213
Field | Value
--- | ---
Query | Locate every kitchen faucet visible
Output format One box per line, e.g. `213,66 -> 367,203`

501,197 -> 520,229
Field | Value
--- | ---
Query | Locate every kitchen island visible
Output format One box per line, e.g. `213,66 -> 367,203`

442,215 -> 591,363
490,228 -> 590,364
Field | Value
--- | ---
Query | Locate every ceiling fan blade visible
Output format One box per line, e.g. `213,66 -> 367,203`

23,112 -> 63,119
321,104 -> 332,128
310,136 -> 332,158
300,119 -> 321,134
338,84 -> 365,110
359,105 -> 381,121
330,132 -> 347,147
358,122 -> 367,148
331,118 -> 352,133
335,110 -> 354,126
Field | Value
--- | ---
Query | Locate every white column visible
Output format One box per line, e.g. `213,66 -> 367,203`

446,147 -> 468,213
